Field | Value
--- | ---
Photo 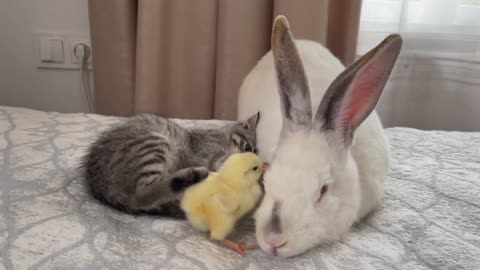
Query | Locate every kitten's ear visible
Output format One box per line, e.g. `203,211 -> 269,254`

243,112 -> 260,131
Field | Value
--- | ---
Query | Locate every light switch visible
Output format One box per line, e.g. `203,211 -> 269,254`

40,38 -> 52,61
39,38 -> 64,63
50,39 -> 64,63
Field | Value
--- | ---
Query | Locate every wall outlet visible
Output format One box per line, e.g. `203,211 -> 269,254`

34,32 -> 92,70
70,38 -> 92,65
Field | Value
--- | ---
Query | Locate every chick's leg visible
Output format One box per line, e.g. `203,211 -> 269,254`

219,240 -> 257,257
209,213 -> 256,256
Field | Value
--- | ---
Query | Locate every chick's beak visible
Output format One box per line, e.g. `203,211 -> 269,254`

261,163 -> 269,172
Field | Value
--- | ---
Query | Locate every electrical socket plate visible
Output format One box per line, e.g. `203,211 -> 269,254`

34,32 -> 92,70
70,38 -> 92,65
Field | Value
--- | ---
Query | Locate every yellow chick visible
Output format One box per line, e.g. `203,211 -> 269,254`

180,152 -> 266,256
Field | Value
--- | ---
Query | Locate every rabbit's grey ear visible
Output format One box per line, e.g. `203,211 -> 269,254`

314,34 -> 403,147
272,15 -> 312,132
243,112 -> 260,131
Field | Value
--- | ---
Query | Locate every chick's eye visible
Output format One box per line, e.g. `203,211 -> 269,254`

252,166 -> 258,171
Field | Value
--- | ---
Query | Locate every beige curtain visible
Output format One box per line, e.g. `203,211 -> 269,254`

88,0 -> 362,119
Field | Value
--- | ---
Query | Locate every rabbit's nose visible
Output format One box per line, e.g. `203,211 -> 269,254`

265,233 -> 287,255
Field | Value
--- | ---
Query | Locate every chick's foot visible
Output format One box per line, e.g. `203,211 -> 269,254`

218,239 -> 257,257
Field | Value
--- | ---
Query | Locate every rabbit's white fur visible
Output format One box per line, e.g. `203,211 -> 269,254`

239,40 -> 351,162
237,18 -> 400,257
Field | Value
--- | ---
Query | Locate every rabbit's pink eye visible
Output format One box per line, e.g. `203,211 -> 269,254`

316,185 -> 328,203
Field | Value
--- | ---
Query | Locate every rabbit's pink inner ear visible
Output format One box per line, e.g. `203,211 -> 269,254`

342,36 -> 403,131
342,64 -> 390,130
315,34 -> 402,147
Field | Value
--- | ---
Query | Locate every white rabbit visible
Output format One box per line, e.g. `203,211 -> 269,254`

237,16 -> 402,257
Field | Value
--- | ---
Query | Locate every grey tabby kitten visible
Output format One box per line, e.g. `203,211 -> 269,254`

81,112 -> 259,218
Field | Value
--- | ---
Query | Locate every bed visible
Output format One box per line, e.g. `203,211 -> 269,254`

0,106 -> 479,270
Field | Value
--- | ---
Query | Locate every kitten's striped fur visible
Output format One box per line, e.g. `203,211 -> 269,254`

81,113 -> 259,218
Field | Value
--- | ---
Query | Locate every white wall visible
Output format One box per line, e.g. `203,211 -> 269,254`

0,0 -> 91,113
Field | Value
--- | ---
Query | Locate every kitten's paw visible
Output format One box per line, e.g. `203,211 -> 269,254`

190,167 -> 209,183
170,167 -> 209,193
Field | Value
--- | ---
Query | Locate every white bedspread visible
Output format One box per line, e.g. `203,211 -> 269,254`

0,106 -> 479,270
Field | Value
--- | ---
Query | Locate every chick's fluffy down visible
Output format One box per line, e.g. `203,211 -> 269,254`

181,157 -> 263,241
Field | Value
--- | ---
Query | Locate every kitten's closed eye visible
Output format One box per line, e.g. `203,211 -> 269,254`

231,136 -> 255,153
243,143 -> 253,152
230,120 -> 257,154
243,143 -> 257,153
231,133 -> 254,152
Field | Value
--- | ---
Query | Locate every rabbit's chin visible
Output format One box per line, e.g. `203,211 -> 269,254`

255,220 -> 334,257
256,233 -> 317,258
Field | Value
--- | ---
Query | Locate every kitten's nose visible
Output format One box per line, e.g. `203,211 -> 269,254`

265,233 -> 287,256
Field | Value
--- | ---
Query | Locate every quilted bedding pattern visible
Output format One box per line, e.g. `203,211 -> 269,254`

0,106 -> 479,270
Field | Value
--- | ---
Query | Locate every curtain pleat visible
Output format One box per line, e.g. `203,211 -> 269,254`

327,0 -> 363,65
88,0 -> 137,116
214,0 -> 273,119
134,0 -> 218,119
